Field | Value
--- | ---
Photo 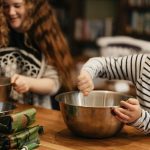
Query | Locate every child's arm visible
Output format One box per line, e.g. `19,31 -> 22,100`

114,98 -> 142,124
77,71 -> 94,96
114,99 -> 150,134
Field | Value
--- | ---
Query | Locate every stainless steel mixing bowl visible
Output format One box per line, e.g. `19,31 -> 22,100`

55,90 -> 130,138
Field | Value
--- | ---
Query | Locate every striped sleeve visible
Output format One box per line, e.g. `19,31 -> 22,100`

81,54 -> 146,84
131,55 -> 150,134
82,54 -> 150,134
131,110 -> 150,134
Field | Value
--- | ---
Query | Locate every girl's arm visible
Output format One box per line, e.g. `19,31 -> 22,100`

11,65 -> 60,95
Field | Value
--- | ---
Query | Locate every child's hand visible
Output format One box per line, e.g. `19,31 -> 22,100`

77,71 -> 94,96
114,98 -> 142,124
11,74 -> 30,93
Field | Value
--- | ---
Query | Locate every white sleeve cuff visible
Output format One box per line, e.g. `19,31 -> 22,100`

130,109 -> 145,127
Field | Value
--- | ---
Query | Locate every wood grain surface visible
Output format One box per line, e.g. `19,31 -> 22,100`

14,103 -> 150,150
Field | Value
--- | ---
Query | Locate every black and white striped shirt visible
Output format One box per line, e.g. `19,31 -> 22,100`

82,54 -> 150,134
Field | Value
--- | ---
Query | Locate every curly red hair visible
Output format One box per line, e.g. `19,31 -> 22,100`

0,0 -> 75,91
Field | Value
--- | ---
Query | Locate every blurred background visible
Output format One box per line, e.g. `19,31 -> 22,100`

49,0 -> 150,109
50,0 -> 150,55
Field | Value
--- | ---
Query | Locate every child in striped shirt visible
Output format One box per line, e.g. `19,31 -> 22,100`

77,54 -> 150,134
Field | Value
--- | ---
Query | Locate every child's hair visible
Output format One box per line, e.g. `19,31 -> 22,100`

0,0 -> 74,91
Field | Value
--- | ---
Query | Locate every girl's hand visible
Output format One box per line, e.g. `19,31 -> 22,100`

11,74 -> 30,93
77,71 -> 94,96
114,98 -> 142,124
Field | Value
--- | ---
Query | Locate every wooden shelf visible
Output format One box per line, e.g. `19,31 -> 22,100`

126,6 -> 150,10
74,40 -> 99,48
115,0 -> 150,41
51,0 -> 119,56
124,32 -> 150,41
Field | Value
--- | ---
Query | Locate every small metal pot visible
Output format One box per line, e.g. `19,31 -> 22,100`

0,101 -> 16,116
0,77 -> 11,102
55,90 -> 130,138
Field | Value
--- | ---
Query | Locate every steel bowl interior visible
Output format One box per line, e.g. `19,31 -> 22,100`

0,102 -> 16,116
56,90 -> 130,108
0,77 -> 11,86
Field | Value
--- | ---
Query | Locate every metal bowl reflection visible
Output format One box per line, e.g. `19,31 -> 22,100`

55,90 -> 130,138
0,102 -> 16,116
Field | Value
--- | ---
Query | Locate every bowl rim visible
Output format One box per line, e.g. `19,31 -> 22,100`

55,90 -> 133,108
0,102 -> 16,116
0,77 -> 11,86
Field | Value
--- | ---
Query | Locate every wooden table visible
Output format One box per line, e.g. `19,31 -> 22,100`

15,103 -> 150,150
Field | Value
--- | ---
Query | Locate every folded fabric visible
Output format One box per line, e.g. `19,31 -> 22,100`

21,142 -> 39,150
0,108 -> 36,133
0,125 -> 43,150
